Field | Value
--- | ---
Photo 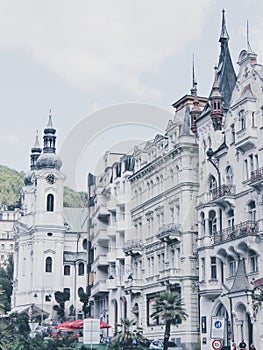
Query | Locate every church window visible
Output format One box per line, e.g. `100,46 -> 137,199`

78,262 -> 84,276
47,194 -> 54,212
46,257 -> 52,273
64,265 -> 71,276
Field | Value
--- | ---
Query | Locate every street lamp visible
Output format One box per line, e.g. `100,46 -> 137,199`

33,286 -> 53,326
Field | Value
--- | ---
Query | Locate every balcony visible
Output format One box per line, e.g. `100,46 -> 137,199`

199,279 -> 223,299
210,185 -> 236,202
157,267 -> 181,286
90,279 -> 108,297
213,220 -> 258,245
248,167 -> 263,190
123,240 -> 143,257
235,127 -> 257,152
156,223 -> 181,243
92,255 -> 109,270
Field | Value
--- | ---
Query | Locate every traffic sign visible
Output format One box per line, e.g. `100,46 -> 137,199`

211,316 -> 225,339
212,339 -> 223,350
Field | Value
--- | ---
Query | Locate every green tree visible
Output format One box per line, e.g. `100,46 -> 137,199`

78,289 -> 90,318
53,291 -> 70,321
0,254 -> 14,313
108,318 -> 149,350
150,291 -> 188,350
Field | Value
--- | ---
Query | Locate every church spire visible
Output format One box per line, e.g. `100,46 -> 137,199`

213,10 -> 236,109
30,131 -> 42,170
43,111 -> 56,154
190,54 -> 196,96
190,80 -> 201,135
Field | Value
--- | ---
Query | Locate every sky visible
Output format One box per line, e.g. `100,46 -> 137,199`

0,0 -> 262,190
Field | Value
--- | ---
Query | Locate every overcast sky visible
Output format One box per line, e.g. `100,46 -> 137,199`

0,0 -> 262,190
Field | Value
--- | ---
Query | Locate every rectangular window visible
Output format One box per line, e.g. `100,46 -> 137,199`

229,259 -> 236,277
250,254 -> 258,273
201,257 -> 205,281
244,160 -> 248,180
249,154 -> 254,173
211,257 -> 217,279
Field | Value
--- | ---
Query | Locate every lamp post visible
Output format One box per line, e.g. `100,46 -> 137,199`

33,286 -> 53,326
207,147 -> 222,233
109,262 -> 133,329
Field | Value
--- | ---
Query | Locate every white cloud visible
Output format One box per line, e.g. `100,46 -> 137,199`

0,0 -> 213,97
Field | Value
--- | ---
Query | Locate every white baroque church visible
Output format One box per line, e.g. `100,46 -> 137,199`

12,10 -> 263,350
13,116 -> 89,321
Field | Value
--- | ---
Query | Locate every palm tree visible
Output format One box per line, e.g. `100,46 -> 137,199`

150,291 -> 188,350
108,318 -> 149,350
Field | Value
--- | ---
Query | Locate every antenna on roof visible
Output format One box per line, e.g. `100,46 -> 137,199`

247,20 -> 252,52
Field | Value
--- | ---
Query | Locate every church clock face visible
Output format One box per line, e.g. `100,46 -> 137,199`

46,173 -> 55,184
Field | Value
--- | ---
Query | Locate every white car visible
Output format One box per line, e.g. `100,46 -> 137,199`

149,339 -> 182,350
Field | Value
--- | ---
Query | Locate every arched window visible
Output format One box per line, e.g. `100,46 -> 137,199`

47,194 -> 54,212
209,210 -> 217,235
78,262 -> 84,276
200,212 -> 205,235
226,166 -> 233,185
64,265 -> 71,276
209,175 -> 217,192
46,257 -> 52,273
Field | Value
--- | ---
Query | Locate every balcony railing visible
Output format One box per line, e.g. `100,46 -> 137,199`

213,220 -> 258,244
210,184 -> 236,201
250,167 -> 263,182
156,223 -> 181,242
123,239 -> 143,256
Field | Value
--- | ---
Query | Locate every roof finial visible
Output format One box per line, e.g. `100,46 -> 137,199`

190,53 -> 197,95
247,20 -> 252,52
47,109 -> 53,128
219,9 -> 229,42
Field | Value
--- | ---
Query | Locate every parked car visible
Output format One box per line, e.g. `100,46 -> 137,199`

149,339 -> 181,350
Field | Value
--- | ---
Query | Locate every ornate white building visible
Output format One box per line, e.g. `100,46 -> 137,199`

13,116 -> 89,321
196,10 -> 263,350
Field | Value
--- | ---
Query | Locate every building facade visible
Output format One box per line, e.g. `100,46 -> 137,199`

196,11 -> 263,350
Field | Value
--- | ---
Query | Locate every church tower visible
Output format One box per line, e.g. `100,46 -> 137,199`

13,114 -> 66,320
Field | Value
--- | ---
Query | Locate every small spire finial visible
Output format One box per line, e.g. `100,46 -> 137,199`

190,54 -> 197,95
219,8 -> 229,42
247,20 -> 252,52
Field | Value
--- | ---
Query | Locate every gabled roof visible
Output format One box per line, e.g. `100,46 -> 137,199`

229,258 -> 251,294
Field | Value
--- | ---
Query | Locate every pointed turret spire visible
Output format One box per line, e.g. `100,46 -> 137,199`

30,131 -> 42,170
213,10 -> 236,109
219,9 -> 229,42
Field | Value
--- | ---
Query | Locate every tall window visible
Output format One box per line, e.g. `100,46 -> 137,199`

209,175 -> 217,197
78,262 -> 84,276
244,159 -> 249,180
229,257 -> 236,277
231,124 -> 235,143
64,265 -> 71,276
248,201 -> 256,221
227,209 -> 235,230
226,166 -> 233,185
239,110 -> 246,130
211,257 -> 217,279
250,251 -> 258,273
209,210 -> 217,235
47,193 -> 54,212
201,257 -> 205,281
46,257 -> 52,272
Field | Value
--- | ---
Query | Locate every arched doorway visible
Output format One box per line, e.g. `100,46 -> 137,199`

215,303 -> 231,350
